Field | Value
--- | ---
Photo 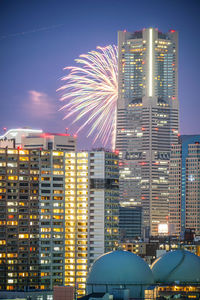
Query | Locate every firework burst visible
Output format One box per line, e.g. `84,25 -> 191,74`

58,45 -> 118,150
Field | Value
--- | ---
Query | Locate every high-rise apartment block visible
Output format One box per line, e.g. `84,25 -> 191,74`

169,135 -> 200,236
0,148 -> 40,291
0,148 -> 119,294
64,151 -> 119,295
116,28 -> 179,236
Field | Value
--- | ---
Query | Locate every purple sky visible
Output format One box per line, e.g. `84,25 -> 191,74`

0,0 -> 200,150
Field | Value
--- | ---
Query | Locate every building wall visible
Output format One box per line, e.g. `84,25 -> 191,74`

0,148 -> 40,291
116,28 -> 179,236
0,149 -> 119,294
169,136 -> 200,236
169,144 -> 182,235
119,206 -> 142,240
39,150 -> 66,289
64,151 -> 119,296
185,143 -> 200,234
22,133 -> 76,151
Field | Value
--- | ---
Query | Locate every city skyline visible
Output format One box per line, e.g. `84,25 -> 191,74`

1,0 -> 200,150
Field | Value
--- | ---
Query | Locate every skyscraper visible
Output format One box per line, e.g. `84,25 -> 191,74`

116,28 -> 179,236
169,135 -> 200,236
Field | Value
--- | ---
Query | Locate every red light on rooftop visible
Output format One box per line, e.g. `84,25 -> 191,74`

123,29 -> 127,32
3,127 -> 7,132
40,133 -> 52,138
170,29 -> 176,33
73,134 -> 77,138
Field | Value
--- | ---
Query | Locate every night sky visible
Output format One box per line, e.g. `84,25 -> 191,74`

0,0 -> 200,150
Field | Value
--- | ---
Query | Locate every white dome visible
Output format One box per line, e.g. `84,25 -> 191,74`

151,249 -> 200,284
87,250 -> 153,285
86,250 -> 154,299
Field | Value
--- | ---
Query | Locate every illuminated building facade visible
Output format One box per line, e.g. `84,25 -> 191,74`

64,151 -> 119,295
39,150 -> 66,289
0,148 -> 119,294
0,148 -> 40,291
169,135 -> 200,236
116,28 -> 179,236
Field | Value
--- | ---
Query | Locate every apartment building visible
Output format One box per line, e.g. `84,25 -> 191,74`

0,148 -> 119,295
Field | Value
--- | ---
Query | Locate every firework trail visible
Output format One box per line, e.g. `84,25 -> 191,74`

58,45 -> 118,150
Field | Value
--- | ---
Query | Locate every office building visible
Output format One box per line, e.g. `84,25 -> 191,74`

116,28 -> 179,236
169,135 -> 200,236
119,205 -> 142,240
0,148 -> 119,294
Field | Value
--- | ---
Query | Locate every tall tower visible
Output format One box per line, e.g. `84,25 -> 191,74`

116,28 -> 179,236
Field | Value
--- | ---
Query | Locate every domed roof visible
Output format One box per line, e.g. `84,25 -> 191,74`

151,249 -> 200,284
87,250 -> 154,285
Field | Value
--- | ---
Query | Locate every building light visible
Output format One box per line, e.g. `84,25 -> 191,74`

149,28 -> 153,97
158,223 -> 168,234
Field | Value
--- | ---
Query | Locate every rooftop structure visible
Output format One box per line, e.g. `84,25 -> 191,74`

22,132 -> 77,151
0,128 -> 43,148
